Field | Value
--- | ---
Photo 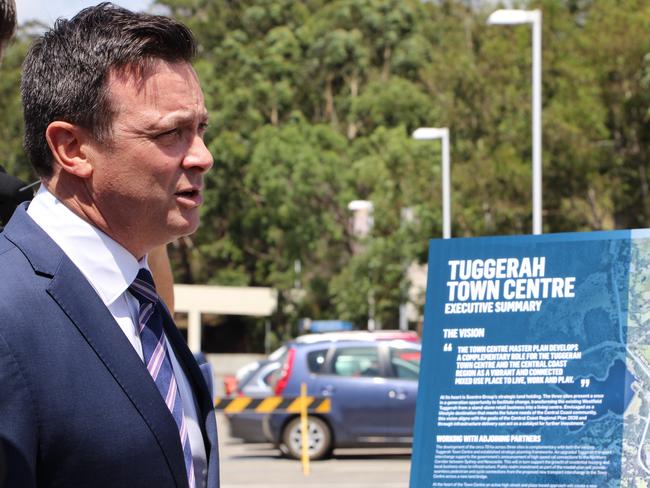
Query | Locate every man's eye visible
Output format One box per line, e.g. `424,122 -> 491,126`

157,128 -> 182,139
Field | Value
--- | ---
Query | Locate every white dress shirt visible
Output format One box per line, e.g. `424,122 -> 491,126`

27,186 -> 207,486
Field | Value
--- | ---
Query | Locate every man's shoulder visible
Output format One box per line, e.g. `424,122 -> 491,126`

0,230 -> 24,265
0,230 -> 10,253
0,223 -> 33,262
0,234 -> 56,356
2,203 -> 66,275
0,230 -> 49,303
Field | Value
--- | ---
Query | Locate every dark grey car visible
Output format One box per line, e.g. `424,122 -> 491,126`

226,359 -> 281,442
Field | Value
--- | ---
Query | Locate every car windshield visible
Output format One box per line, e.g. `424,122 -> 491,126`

268,345 -> 287,361
238,360 -> 277,390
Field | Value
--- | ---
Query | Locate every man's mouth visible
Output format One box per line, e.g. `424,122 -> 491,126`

174,187 -> 203,208
175,189 -> 199,198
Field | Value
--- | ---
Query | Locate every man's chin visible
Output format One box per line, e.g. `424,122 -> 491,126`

168,215 -> 201,238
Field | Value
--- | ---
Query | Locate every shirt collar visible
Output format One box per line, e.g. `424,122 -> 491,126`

26,185 -> 147,306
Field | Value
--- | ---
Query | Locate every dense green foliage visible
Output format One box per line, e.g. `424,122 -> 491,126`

3,0 -> 650,334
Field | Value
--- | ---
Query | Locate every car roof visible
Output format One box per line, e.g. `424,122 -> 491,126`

293,330 -> 419,345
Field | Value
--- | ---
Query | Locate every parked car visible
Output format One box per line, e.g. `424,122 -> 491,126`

226,359 -> 281,443
222,359 -> 265,396
294,329 -> 419,345
263,332 -> 421,459
193,351 -> 214,401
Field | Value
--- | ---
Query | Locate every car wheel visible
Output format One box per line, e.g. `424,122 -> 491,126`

281,416 -> 332,460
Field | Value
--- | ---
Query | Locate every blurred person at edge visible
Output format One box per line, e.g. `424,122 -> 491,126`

0,3 -> 217,487
0,1 -> 29,227
0,0 -> 29,228
0,0 -> 176,312
0,0 -> 14,51
0,0 -> 15,484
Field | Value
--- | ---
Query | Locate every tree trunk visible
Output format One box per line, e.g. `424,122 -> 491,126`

347,74 -> 359,139
270,101 -> 279,126
324,73 -> 338,127
381,44 -> 392,81
586,186 -> 609,229
639,161 -> 649,222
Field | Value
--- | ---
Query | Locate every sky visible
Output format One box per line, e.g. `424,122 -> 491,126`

17,0 -> 153,26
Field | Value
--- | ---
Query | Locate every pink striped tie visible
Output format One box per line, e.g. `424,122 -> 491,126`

130,268 -> 195,487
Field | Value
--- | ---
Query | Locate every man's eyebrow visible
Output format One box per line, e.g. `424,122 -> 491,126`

147,110 -> 209,129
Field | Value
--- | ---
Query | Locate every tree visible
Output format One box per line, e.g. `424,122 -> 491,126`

4,0 -> 650,335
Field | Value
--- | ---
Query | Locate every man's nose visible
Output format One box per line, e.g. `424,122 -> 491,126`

184,135 -> 214,172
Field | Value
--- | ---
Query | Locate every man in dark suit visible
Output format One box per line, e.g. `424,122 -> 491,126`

0,3 -> 218,487
0,0 -> 31,231
0,0 -> 13,50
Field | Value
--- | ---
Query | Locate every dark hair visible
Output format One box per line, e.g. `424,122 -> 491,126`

0,0 -> 16,51
21,2 -> 197,177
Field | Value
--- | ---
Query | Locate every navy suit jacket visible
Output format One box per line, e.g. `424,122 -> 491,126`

0,205 -> 219,487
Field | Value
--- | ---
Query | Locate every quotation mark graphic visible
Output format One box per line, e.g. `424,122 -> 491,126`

443,343 -> 453,352
580,378 -> 591,388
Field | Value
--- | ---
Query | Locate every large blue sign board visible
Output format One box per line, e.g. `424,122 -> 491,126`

410,230 -> 650,487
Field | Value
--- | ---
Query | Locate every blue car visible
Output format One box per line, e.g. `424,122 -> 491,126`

263,332 -> 421,459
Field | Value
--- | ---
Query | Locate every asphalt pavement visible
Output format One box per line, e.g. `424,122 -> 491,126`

216,414 -> 412,487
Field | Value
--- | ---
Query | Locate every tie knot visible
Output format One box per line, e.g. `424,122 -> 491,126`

129,268 -> 158,305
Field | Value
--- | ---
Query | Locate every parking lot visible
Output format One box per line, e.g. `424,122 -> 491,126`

217,414 -> 412,487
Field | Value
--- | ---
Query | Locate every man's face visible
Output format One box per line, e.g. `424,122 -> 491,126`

85,60 -> 213,256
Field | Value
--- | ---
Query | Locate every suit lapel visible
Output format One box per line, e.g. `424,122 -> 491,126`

4,207 -> 189,487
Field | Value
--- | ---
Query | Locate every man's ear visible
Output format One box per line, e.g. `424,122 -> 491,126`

45,121 -> 94,179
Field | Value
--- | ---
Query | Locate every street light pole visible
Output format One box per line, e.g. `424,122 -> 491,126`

348,199 -> 374,239
405,127 -> 452,331
532,12 -> 542,235
412,127 -> 451,239
348,199 -> 376,331
487,9 -> 543,235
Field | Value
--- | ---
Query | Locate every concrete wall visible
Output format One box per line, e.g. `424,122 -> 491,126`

173,284 -> 278,352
